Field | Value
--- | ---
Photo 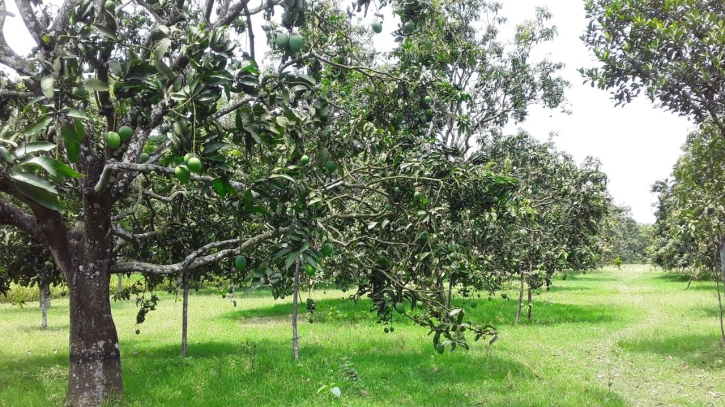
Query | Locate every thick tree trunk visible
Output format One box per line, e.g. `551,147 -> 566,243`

292,259 -> 301,359
65,180 -> 123,406
66,265 -> 123,406
182,268 -> 189,358
40,283 -> 50,330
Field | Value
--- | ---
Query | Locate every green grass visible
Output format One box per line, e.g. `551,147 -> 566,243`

2,265 -> 725,406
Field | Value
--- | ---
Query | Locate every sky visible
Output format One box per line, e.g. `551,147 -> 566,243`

496,0 -> 693,224
1,0 -> 694,223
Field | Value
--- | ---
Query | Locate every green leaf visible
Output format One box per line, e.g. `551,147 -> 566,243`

202,141 -> 229,154
67,109 -> 89,119
20,157 -> 83,179
74,118 -> 85,140
14,142 -> 56,159
60,119 -> 83,163
23,96 -> 46,114
284,252 -> 298,270
10,172 -> 63,211
154,37 -> 171,62
23,116 -> 53,136
155,59 -> 175,80
93,24 -> 118,41
65,142 -> 80,163
269,173 -> 296,183
0,147 -> 12,163
85,78 -> 109,91
41,76 -> 54,99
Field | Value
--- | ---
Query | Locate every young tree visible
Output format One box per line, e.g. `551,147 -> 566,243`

0,227 -> 64,329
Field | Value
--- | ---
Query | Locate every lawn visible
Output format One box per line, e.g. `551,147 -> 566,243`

1,265 -> 725,406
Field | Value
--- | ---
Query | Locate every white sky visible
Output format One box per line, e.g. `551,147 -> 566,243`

497,0 -> 693,224
2,0 -> 693,223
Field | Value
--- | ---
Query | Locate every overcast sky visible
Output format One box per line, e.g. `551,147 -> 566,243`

2,0 -> 693,223
496,0 -> 693,224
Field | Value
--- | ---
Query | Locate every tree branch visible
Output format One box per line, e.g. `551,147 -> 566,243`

210,96 -> 254,120
0,198 -> 44,243
110,208 -> 386,275
0,89 -> 34,98
216,0 -> 277,28
0,0 -> 33,76
13,0 -> 43,46
48,0 -> 75,37
96,161 -> 247,193
243,2 -> 254,61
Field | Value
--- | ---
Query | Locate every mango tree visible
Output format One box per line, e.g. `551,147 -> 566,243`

0,0 -> 530,404
581,0 -> 725,138
0,227 -> 64,329
669,122 -> 725,342
474,131 -> 611,322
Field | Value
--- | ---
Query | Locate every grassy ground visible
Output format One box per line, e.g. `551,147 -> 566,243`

2,265 -> 725,407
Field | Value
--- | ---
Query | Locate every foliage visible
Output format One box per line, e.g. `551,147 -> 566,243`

581,0 -> 725,138
600,205 -> 650,265
0,0 -> 611,403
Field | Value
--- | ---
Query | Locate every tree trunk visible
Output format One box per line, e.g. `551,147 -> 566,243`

117,274 -> 123,294
182,268 -> 189,358
527,287 -> 532,321
40,283 -> 50,330
66,264 -> 123,407
446,274 -> 455,308
292,259 -> 301,359
515,269 -> 525,325
717,235 -> 725,344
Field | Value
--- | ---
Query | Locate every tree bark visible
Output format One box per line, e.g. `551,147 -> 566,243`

515,269 -> 525,325
66,265 -> 123,407
182,268 -> 189,358
292,259 -> 300,359
717,235 -> 725,344
40,283 -> 50,330
527,287 -> 532,321
117,274 -> 123,294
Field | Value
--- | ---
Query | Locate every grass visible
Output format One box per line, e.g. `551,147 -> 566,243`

2,264 -> 725,406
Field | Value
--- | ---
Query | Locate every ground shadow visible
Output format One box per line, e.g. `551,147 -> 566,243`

470,300 -> 618,327
545,284 -> 592,292
691,304 -> 724,319
221,296 -> 618,328
559,272 -> 620,282
618,333 -> 725,370
651,273 -> 693,283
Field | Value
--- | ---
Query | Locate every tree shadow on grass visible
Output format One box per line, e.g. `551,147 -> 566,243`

220,296 -> 618,329
115,339 -> 628,407
650,273 -> 692,283
545,284 -> 592,292
469,299 -> 618,327
618,333 -> 725,370
691,304 -> 724,319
